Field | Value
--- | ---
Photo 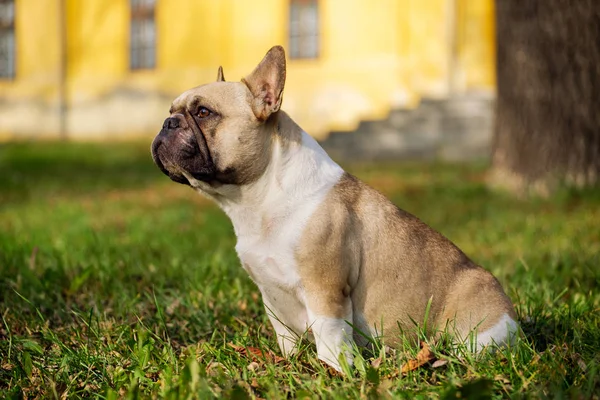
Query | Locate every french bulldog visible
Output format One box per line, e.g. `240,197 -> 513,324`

151,46 -> 518,372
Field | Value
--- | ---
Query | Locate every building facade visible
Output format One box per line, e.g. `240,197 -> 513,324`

0,0 -> 496,141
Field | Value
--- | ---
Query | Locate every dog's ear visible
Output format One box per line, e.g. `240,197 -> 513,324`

216,66 -> 225,82
242,46 -> 286,121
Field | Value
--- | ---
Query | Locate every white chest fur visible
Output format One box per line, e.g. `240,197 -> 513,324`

221,132 -> 344,334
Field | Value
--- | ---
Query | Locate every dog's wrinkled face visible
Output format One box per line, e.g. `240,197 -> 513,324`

152,82 -> 266,186
152,46 -> 286,189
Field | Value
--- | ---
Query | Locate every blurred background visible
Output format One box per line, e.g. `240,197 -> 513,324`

0,0 -> 497,161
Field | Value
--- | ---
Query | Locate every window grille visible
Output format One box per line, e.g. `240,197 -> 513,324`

0,0 -> 15,79
289,0 -> 319,59
130,0 -> 156,70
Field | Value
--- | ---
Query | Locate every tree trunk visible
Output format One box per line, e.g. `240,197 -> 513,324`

491,0 -> 600,195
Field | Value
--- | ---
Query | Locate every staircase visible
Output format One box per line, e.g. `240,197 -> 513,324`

320,94 -> 495,162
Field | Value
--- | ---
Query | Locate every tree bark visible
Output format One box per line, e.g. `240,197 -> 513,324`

491,0 -> 600,195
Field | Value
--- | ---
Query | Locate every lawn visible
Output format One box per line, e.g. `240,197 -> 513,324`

0,142 -> 599,399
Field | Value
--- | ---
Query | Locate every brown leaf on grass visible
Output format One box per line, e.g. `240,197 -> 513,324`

431,359 -> 448,368
205,361 -> 227,377
371,355 -> 383,369
400,342 -> 436,374
247,361 -> 260,372
228,342 -> 285,364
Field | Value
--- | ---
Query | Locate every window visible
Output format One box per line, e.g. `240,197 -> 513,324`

130,0 -> 156,70
289,0 -> 319,59
0,0 -> 15,79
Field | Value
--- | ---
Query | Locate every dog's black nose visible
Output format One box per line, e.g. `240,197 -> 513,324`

162,117 -> 180,130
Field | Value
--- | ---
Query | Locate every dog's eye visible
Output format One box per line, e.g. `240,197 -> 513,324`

197,107 -> 211,118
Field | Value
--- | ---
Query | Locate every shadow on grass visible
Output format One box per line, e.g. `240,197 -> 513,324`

0,141 -> 164,205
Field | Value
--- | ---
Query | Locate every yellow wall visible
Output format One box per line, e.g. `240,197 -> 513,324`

0,0 -> 60,99
66,0 -> 127,100
456,0 -> 496,90
0,0 -> 497,140
0,0 -> 61,139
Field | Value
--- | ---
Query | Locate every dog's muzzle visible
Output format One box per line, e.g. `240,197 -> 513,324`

151,112 -> 215,185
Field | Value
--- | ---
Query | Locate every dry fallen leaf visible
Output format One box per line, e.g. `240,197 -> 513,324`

400,342 -> 436,374
1,362 -> 13,371
205,361 -> 227,377
228,342 -> 285,364
431,359 -> 448,369
371,356 -> 383,369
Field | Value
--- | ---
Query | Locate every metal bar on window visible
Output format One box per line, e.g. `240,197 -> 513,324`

130,0 -> 156,70
0,0 -> 15,79
289,0 -> 318,59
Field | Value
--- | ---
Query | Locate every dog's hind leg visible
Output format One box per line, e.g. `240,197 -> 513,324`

439,267 -> 519,352
472,313 -> 519,351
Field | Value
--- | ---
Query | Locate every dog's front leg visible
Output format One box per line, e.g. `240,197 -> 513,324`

262,296 -> 300,357
305,291 -> 354,372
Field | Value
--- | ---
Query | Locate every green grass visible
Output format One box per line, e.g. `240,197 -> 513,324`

0,141 -> 599,399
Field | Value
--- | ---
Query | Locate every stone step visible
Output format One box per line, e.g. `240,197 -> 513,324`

320,94 -> 494,162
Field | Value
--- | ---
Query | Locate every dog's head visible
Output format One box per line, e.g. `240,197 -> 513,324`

151,46 -> 286,189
